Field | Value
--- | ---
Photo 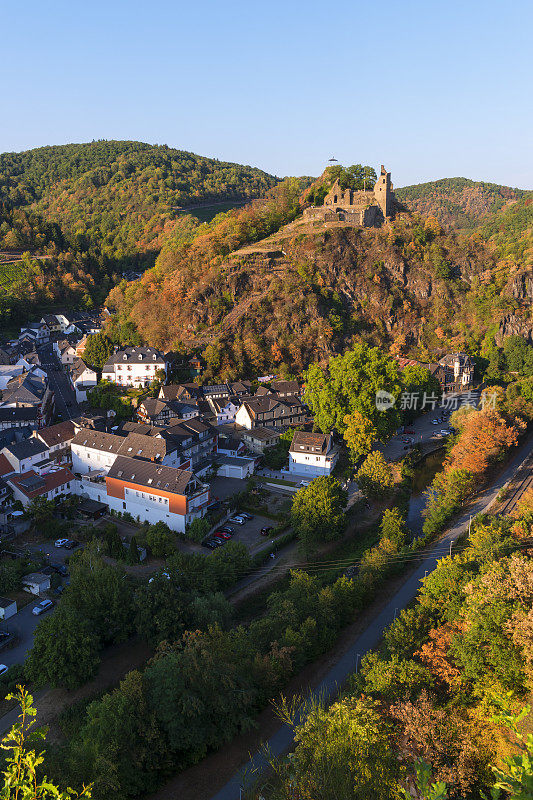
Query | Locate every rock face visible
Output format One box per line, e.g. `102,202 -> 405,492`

496,314 -> 533,345
505,270 -> 533,302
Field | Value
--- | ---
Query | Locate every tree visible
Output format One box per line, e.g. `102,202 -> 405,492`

356,451 -> 394,499
78,671 -> 165,798
25,606 -> 100,689
304,343 -> 402,439
291,477 -> 347,552
343,411 -> 377,464
25,496 -> 55,528
83,332 -> 113,371
65,542 -> 135,645
380,507 -> 408,547
0,687 -> 92,799
186,517 -> 210,543
145,522 -> 175,557
271,695 -> 399,800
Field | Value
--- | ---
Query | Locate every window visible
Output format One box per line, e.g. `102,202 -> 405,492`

123,502 -> 126,509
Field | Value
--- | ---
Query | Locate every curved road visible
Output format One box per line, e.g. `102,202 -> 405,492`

211,433 -> 533,800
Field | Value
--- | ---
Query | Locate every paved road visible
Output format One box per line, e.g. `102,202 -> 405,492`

38,344 -> 80,420
210,432 -> 533,800
0,600 -> 52,668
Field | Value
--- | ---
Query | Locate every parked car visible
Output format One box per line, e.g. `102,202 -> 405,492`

431,420 -> 439,425
260,526 -> 273,536
299,480 -> 311,487
48,563 -> 68,577
214,530 -> 232,539
54,538 -> 69,548
228,516 -> 246,525
32,599 -> 53,616
63,540 -> 78,550
219,525 -> 235,534
440,429 -> 452,435
404,429 -> 415,434
0,665 -> 8,677
202,540 -> 217,549
238,512 -> 253,520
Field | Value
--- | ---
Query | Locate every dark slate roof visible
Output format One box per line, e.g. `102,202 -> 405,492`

0,407 -> 38,423
271,380 -> 300,395
159,384 -> 202,402
71,358 -> 95,382
117,432 -> 174,461
107,456 -> 196,495
2,371 -> 48,404
3,438 -> 49,461
71,429 -> 123,453
290,430 -> 332,454
102,346 -> 166,370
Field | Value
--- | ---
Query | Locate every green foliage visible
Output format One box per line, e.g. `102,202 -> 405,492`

0,141 -> 279,264
380,507 -> 408,547
185,516 -> 210,543
356,451 -> 394,499
86,381 -> 133,419
25,607 -> 100,690
83,333 -> 113,371
304,343 -> 403,439
0,686 -> 92,799
291,477 -> 347,552
144,522 -> 175,557
359,651 -> 434,702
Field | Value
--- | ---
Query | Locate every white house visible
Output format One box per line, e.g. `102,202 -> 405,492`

22,572 -> 51,595
1,439 -> 50,474
55,340 -> 78,366
8,467 -> 76,507
207,397 -> 241,426
288,431 -> 339,478
70,359 -> 97,403
70,429 -> 180,475
101,346 -> 168,388
78,455 -> 209,533
0,597 -> 17,620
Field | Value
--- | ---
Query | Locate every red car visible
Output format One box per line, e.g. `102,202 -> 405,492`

214,530 -> 232,539
404,429 -> 415,435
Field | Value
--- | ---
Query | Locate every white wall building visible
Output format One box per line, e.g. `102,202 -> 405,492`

288,431 -> 339,478
101,347 -> 168,388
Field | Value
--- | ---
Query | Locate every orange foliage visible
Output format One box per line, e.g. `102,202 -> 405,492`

446,409 -> 518,476
416,623 -> 464,690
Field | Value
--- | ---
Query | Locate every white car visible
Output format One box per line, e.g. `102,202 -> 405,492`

299,480 -> 311,487
440,429 -> 452,435
54,538 -> 69,548
431,420 -> 439,425
0,665 -> 8,677
228,516 -> 246,525
32,599 -> 53,616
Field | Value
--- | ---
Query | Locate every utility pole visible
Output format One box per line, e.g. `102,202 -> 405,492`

468,515 -> 472,536
449,539 -> 453,556
355,653 -> 360,673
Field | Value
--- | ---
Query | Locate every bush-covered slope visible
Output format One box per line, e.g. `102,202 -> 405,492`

0,140 -> 279,263
396,177 -> 531,230
108,185 -> 532,378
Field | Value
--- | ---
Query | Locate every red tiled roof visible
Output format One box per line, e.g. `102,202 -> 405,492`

0,454 -> 14,477
9,467 -> 75,499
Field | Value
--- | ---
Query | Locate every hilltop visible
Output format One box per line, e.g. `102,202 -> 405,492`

108,177 -> 533,379
0,140 -> 279,263
0,141 -> 279,326
395,177 -> 531,229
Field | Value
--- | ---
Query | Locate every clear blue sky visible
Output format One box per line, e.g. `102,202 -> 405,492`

3,0 -> 532,188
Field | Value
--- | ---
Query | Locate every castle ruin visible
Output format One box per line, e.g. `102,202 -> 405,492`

303,165 -> 397,227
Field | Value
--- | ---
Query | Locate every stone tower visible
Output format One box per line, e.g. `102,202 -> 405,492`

373,165 -> 394,218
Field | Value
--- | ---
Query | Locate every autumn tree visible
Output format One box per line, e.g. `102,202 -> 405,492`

343,411 -> 377,464
356,451 -> 394,499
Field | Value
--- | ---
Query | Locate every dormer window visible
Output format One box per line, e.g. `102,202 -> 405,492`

123,354 -> 127,360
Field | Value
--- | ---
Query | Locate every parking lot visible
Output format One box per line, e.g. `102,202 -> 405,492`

206,510 -> 280,556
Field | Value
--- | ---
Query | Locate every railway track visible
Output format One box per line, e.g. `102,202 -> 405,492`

498,456 -> 533,515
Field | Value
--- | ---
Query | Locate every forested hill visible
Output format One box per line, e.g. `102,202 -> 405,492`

0,140 -> 279,262
396,177 -> 531,229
